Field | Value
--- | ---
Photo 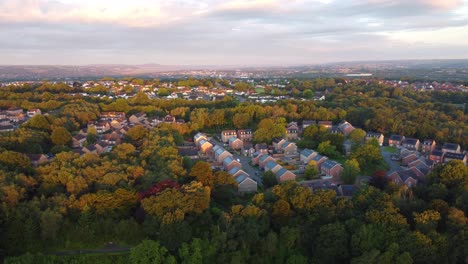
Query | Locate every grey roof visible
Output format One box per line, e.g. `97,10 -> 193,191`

398,169 -> 419,182
265,160 -> 278,170
444,152 -> 465,159
235,174 -> 247,184
312,154 -> 326,162
275,167 -> 287,176
259,154 -> 271,162
228,137 -> 239,143
215,147 -> 225,156
442,143 -> 460,150
430,150 -> 444,157
223,156 -> 235,166
321,159 -> 340,170
301,148 -> 313,157
403,138 -> 419,145
390,134 -> 404,141
366,132 -> 382,137
228,166 -> 240,175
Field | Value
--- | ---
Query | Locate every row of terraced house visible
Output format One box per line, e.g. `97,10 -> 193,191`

194,132 -> 258,193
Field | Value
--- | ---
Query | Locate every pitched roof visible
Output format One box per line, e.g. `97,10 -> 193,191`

389,134 -> 404,141
442,143 -> 460,150
444,152 -> 465,159
259,154 -> 271,162
275,167 -> 287,176
311,154 -> 326,162
228,166 -> 241,175
403,138 -> 419,145
223,156 -> 235,166
265,160 -> 278,170
301,148 -> 314,157
321,159 -> 340,170
228,137 -> 239,143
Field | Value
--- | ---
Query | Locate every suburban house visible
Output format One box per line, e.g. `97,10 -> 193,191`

27,108 -> 41,117
302,120 -> 316,130
215,147 -> 232,163
285,122 -> 299,140
100,111 -> 126,121
402,152 -> 418,166
311,154 -> 328,169
320,160 -> 343,180
82,145 -> 98,154
402,138 -> 420,151
235,173 -> 258,193
72,134 -> 87,148
300,148 -> 318,164
389,135 -> 405,147
164,115 -> 176,123
194,132 -> 208,146
27,154 -> 48,167
0,125 -> 14,133
6,106 -> 22,115
387,168 -> 421,187
221,130 -> 237,142
273,138 -> 287,152
281,141 -> 298,155
259,154 -> 276,168
102,132 -> 121,145
338,120 -> 355,136
264,160 -> 282,173
366,132 -> 384,146
443,152 -> 467,165
429,150 -> 444,164
318,121 -> 332,129
199,140 -> 213,154
110,118 -> 127,129
129,112 -> 147,124
222,156 -> 242,171
421,140 -> 436,156
255,143 -> 269,154
95,142 -> 110,154
275,168 -> 296,182
442,143 -> 461,154
237,129 -> 253,142
228,137 -> 243,150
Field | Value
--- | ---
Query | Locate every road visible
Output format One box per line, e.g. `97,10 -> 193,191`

233,153 -> 263,186
209,137 -> 263,186
380,147 -> 403,174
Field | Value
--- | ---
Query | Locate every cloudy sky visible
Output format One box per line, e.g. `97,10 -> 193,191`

1,0 -> 468,65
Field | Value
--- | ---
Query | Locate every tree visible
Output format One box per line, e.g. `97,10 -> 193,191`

232,113 -> 250,129
413,210 -> 441,233
40,209 -> 62,241
50,127 -> 72,146
317,140 -> 338,158
254,118 -> 286,143
435,160 -> 468,188
179,238 -> 203,264
342,159 -> 361,184
303,89 -> 314,99
189,161 -> 214,187
126,125 -> 147,144
304,165 -> 319,180
349,129 -> 366,146
25,115 -> 50,131
263,171 -> 278,188
351,143 -> 383,169
130,240 -> 175,264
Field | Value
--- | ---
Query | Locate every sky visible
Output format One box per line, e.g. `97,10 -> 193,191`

0,0 -> 468,65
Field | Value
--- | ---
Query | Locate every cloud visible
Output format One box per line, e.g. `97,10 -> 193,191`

0,0 -> 467,64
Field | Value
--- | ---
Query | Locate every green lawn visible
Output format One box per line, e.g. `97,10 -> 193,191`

383,146 -> 398,153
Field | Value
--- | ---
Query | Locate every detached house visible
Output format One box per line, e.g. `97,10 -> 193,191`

300,148 -> 318,164
129,112 -> 147,124
366,132 -> 384,146
318,121 -> 332,129
320,160 -> 343,180
338,121 -> 355,136
442,143 -> 461,154
221,130 -> 237,142
27,108 -> 41,117
443,152 -> 467,165
275,168 -> 296,182
264,160 -> 282,174
222,156 -> 242,171
285,122 -> 299,140
421,140 -> 436,155
311,154 -> 327,169
228,137 -> 243,150
402,138 -> 420,151
235,173 -> 258,193
259,154 -> 276,169
429,150 -> 444,164
389,135 -> 405,147
72,134 -> 87,148
194,132 -> 208,146
281,141 -> 298,155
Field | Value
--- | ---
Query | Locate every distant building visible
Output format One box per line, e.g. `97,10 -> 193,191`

221,130 -> 237,143
366,132 -> 384,146
389,135 -> 405,147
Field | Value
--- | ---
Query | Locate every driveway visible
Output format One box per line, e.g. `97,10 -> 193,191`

380,147 -> 403,174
